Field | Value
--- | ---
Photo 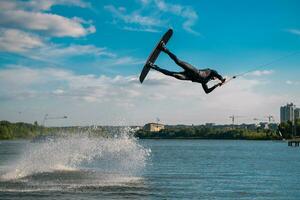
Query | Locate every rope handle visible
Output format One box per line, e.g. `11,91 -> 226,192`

221,75 -> 236,85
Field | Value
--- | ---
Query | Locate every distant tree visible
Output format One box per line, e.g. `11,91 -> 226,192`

0,126 -> 13,139
296,119 -> 300,136
278,121 -> 293,139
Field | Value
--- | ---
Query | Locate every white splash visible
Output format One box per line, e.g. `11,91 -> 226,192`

1,131 -> 150,180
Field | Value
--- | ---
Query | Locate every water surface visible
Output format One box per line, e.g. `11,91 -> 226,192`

0,139 -> 299,199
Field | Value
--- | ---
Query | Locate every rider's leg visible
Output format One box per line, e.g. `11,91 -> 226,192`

159,43 -> 198,73
149,64 -> 188,80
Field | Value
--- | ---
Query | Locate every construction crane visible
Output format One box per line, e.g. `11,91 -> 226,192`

229,115 -> 244,125
156,117 -> 161,129
156,117 -> 160,124
253,115 -> 275,123
229,115 -> 245,129
265,115 -> 275,123
253,115 -> 277,136
42,114 -> 68,126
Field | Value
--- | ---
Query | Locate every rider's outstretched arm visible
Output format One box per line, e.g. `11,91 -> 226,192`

202,83 -> 220,94
210,70 -> 225,82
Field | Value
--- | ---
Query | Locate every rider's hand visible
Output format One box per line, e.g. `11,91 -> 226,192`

217,82 -> 223,87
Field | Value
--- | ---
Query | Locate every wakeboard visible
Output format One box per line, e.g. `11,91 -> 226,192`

139,29 -> 173,83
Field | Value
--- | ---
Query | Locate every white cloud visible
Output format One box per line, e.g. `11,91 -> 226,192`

0,30 -> 140,69
246,70 -> 274,76
286,80 -> 300,85
105,0 -> 199,34
0,67 -> 41,88
123,26 -> 160,33
29,44 -> 116,61
154,0 -> 199,34
0,10 -> 95,37
286,80 -> 293,85
0,66 -> 141,102
0,0 -> 100,62
27,0 -> 90,11
0,28 -> 44,53
0,2 -> 141,67
139,0 -> 151,5
0,28 -> 116,60
0,0 -> 90,12
52,89 -> 65,95
0,66 -> 294,125
287,29 -> 300,36
104,5 -> 164,32
106,56 -> 143,66
0,0 -> 95,38
47,44 -> 115,57
25,44 -> 142,69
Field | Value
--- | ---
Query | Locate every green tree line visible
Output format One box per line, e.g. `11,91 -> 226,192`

135,125 -> 282,140
0,121 -> 42,139
2,120 -> 297,140
278,119 -> 300,139
0,121 -> 109,140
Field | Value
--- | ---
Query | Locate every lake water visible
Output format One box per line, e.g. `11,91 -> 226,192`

0,136 -> 299,199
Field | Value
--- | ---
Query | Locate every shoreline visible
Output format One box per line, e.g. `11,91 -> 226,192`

0,120 -> 287,141
0,137 -> 283,141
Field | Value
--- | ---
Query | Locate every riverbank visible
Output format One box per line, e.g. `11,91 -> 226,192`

134,127 -> 281,140
0,120 -> 283,140
0,121 -> 110,140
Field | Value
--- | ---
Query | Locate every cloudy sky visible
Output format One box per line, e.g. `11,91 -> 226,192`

0,0 -> 299,126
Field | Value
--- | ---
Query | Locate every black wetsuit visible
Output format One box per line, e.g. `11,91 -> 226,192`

151,48 -> 225,94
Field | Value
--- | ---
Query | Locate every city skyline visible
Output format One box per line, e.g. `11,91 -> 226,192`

280,103 -> 300,123
0,0 -> 300,126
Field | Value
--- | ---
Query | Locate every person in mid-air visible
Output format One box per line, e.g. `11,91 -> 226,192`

148,42 -> 226,94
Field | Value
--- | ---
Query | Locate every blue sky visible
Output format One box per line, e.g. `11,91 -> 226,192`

0,0 -> 299,126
